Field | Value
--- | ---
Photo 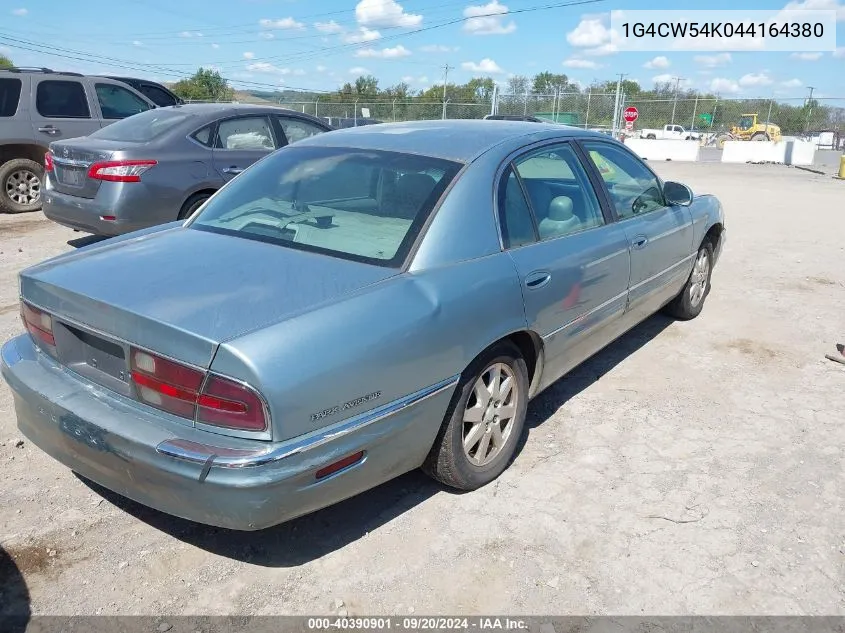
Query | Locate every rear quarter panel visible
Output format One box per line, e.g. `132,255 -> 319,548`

212,253 -> 528,444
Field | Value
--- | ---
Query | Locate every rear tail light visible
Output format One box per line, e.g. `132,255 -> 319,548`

88,160 -> 157,183
130,348 -> 268,432
20,301 -> 55,347
44,151 -> 54,173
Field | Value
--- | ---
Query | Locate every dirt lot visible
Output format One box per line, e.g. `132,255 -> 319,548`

1,162 -> 844,617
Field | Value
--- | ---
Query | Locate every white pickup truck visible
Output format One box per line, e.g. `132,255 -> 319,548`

638,124 -> 702,140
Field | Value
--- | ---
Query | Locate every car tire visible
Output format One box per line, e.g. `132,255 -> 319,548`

0,158 -> 44,214
422,340 -> 529,491
663,239 -> 714,321
646,134 -> 657,140
751,132 -> 769,141
178,192 -> 212,220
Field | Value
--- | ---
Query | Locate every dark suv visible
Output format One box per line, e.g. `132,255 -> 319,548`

0,67 -> 155,214
100,76 -> 183,107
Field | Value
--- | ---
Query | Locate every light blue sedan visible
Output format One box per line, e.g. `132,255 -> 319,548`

1,120 -> 725,530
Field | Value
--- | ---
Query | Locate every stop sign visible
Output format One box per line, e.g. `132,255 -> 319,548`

623,106 -> 639,123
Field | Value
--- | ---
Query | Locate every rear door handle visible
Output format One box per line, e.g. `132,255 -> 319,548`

223,167 -> 244,175
631,235 -> 649,249
524,271 -> 552,289
38,126 -> 61,135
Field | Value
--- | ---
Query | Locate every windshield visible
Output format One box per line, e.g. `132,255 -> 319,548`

190,145 -> 463,267
738,116 -> 754,129
88,109 -> 191,142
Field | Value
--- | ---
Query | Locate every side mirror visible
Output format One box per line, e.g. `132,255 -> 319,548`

663,181 -> 693,207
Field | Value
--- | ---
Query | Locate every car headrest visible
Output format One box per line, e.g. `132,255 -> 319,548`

548,196 -> 575,221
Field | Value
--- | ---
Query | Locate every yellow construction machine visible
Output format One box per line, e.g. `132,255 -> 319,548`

716,113 -> 783,147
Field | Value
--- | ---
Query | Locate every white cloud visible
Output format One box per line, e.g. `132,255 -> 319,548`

11,8 -> 27,16
652,73 -> 674,84
343,27 -> 382,43
259,17 -> 305,30
643,55 -> 669,69
179,31 -> 204,38
782,0 -> 845,21
316,65 -> 328,72
355,0 -> 422,28
243,51 -> 255,60
710,77 -> 741,94
246,62 -> 291,75
401,75 -> 414,82
260,32 -> 275,40
211,43 -> 220,49
420,44 -> 457,52
694,53 -> 732,67
781,78 -> 803,88
293,69 -> 306,76
349,66 -> 370,75
461,58 -> 505,74
583,42 -> 618,56
739,72 -> 773,87
132,40 -> 144,47
315,20 -> 344,34
835,47 -> 845,57
567,17 -> 610,47
355,44 -> 412,58
462,1 -> 516,35
790,52 -> 823,60
562,58 -> 599,69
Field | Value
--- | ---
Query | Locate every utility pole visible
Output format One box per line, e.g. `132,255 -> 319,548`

612,73 -> 626,137
805,86 -> 815,134
670,76 -> 685,125
441,64 -> 453,120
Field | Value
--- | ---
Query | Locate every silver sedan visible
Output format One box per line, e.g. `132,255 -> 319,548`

2,120 -> 725,530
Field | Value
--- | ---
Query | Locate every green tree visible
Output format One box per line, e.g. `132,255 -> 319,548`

531,72 -> 572,95
506,75 -> 529,95
171,68 -> 234,102
354,74 -> 379,97
0,54 -> 13,69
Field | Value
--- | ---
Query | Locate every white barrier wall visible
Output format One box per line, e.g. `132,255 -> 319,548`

721,140 -> 816,166
623,139 -> 700,162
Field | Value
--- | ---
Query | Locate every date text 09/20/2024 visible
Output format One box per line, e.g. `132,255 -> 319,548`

307,617 -> 529,630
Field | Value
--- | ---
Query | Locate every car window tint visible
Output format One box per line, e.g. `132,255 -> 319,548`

216,116 -> 275,150
95,83 -> 152,120
0,78 -> 22,117
36,80 -> 91,118
513,143 -> 604,241
277,117 -> 326,144
87,108 -> 191,141
582,141 -> 665,220
497,166 -> 536,249
191,146 -> 462,267
138,84 -> 178,107
192,124 -> 213,147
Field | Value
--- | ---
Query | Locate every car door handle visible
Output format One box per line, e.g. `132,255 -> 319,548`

631,235 -> 649,249
223,167 -> 243,175
524,271 -> 552,289
38,126 -> 61,135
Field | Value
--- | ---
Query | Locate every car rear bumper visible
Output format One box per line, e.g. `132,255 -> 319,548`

2,334 -> 457,530
42,180 -> 180,236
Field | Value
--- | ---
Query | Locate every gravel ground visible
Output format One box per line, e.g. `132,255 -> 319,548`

1,162 -> 844,617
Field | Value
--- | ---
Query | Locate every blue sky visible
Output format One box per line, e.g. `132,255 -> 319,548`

1,0 -> 843,100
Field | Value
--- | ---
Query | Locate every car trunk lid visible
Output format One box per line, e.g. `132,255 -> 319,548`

48,138 -> 131,198
19,225 -> 398,379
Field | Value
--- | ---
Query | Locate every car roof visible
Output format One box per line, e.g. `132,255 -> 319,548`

150,102 -> 320,120
296,119 -> 607,162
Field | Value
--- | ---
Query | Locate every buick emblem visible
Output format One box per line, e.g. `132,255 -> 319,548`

62,147 -> 69,158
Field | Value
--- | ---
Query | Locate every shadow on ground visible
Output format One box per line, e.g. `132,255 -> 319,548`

0,544 -> 31,633
79,313 -> 673,568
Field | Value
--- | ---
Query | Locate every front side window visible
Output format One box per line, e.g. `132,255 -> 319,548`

216,116 -> 276,150
191,146 -> 462,266
95,83 -> 152,119
0,78 -> 22,117
277,116 -> 326,144
36,80 -> 90,118
582,141 -> 665,220
512,143 -> 605,241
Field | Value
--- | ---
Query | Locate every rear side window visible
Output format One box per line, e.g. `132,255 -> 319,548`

0,78 -> 22,117
95,83 -> 152,120
88,108 -> 190,141
36,80 -> 91,118
138,84 -> 178,107
192,125 -> 213,147
276,116 -> 326,144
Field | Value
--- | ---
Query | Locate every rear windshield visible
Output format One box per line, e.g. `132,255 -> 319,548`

190,145 -> 463,267
0,78 -> 22,117
87,109 -> 190,142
